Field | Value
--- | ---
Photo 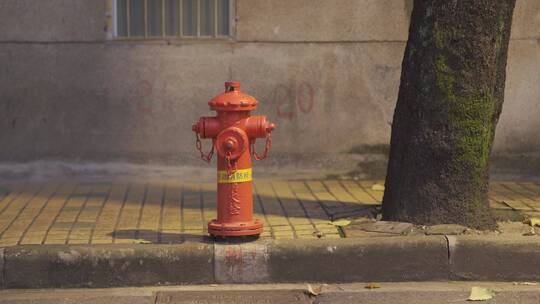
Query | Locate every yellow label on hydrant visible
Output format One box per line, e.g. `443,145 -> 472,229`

218,168 -> 252,183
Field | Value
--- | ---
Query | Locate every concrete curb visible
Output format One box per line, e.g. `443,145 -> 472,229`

448,235 -> 540,281
1,236 -> 540,288
266,237 -> 450,282
3,243 -> 214,288
0,247 -> 5,289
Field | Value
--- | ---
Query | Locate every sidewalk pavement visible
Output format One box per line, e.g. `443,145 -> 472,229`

2,179 -> 540,246
1,179 -> 540,288
0,179 -> 383,246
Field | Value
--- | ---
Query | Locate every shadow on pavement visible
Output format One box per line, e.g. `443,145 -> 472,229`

110,229 -> 263,244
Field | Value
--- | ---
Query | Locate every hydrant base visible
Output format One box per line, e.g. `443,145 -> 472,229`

208,219 -> 264,237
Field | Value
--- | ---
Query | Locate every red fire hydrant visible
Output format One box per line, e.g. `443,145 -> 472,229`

192,82 -> 276,237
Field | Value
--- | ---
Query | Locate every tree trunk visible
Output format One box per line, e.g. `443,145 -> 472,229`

382,0 -> 516,229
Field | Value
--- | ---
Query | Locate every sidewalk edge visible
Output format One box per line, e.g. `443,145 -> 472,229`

0,247 -> 5,289
1,236 -> 540,288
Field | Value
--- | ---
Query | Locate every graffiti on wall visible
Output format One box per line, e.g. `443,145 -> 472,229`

133,77 -> 170,118
274,82 -> 315,121
135,79 -> 155,117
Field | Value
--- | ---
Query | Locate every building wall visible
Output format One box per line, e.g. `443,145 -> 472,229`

0,0 -> 539,166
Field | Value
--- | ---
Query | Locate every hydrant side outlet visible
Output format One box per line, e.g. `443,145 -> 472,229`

193,82 -> 276,237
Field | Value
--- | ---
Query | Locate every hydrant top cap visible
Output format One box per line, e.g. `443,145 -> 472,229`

225,81 -> 241,90
208,81 -> 258,112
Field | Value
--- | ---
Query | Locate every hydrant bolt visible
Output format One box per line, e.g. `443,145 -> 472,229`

225,139 -> 235,151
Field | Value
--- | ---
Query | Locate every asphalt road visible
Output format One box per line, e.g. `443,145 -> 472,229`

1,282 -> 540,304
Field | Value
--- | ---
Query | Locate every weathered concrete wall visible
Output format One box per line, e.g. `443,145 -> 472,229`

0,41 -> 403,161
0,0 -> 539,170
499,39 -> 540,154
0,0 -> 106,41
236,0 -> 413,42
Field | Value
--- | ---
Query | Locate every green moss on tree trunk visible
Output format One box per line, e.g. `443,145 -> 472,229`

381,0 -> 516,229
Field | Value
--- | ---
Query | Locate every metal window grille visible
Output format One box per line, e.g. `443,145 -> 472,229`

114,0 -> 232,38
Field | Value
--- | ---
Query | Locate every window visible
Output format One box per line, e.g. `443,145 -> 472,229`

114,0 -> 232,38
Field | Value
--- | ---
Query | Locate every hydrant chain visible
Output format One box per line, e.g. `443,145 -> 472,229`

252,133 -> 272,161
225,151 -> 237,177
195,133 -> 214,163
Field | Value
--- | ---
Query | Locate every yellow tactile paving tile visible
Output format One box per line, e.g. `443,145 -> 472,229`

137,184 -> 164,243
489,198 -> 510,209
254,181 -> 296,236
288,182 -> 329,224
357,181 -> 384,203
42,184 -> 88,245
200,183 -> 217,231
322,180 -> 358,204
0,183 -> 48,241
339,180 -> 380,205
0,180 -> 539,245
498,182 -> 540,210
490,183 -> 533,211
0,184 -> 26,213
114,183 -> 146,242
161,182 -> 183,241
253,183 -> 275,237
519,182 -> 540,197
182,182 -> 204,232
305,181 -> 343,210
19,182 -> 78,245
272,181 -> 312,225
509,183 -> 540,210
91,183 -> 129,244
67,184 -> 111,245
